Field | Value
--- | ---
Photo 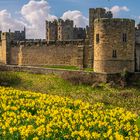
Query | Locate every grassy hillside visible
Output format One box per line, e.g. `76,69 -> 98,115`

0,71 -> 140,115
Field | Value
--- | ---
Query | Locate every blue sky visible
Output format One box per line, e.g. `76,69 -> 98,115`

0,0 -> 139,38
0,0 -> 139,20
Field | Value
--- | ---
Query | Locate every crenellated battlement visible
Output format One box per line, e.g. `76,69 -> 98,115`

10,39 -> 85,47
94,18 -> 135,24
57,19 -> 73,26
0,28 -> 26,42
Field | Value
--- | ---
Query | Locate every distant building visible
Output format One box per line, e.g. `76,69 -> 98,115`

0,28 -> 26,42
46,20 -> 57,41
46,19 -> 88,42
73,26 -> 86,40
57,19 -> 74,41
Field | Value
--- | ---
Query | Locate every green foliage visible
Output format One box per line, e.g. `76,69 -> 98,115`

0,72 -> 21,86
136,117 -> 140,129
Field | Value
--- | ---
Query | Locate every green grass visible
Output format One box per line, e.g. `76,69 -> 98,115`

42,65 -> 94,72
42,65 -> 80,70
83,68 -> 93,72
0,71 -> 140,115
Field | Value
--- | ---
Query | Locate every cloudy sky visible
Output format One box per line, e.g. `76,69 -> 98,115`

0,0 -> 139,39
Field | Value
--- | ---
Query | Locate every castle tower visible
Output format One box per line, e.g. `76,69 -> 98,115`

94,18 -> 135,73
89,8 -> 113,68
57,19 -> 74,41
46,20 -> 57,42
0,32 -> 11,64
89,8 -> 112,45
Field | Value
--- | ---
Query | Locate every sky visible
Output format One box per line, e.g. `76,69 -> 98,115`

0,0 -> 139,39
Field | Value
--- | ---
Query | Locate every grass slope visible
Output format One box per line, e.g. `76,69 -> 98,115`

0,71 -> 140,115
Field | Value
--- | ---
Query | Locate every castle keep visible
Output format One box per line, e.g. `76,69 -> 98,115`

0,8 -> 140,74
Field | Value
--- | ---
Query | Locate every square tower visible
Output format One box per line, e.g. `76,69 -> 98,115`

57,19 -> 74,41
46,20 -> 58,42
89,8 -> 113,45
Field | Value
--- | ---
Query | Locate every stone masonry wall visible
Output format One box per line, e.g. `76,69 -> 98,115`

9,47 -> 19,65
136,43 -> 140,71
83,44 -> 93,68
0,43 -> 2,63
18,43 -> 84,68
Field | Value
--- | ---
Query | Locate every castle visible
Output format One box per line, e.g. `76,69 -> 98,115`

0,8 -> 140,74
0,28 -> 26,42
46,19 -> 88,41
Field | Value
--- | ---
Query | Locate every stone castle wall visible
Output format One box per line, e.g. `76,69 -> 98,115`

94,18 -> 135,73
83,44 -> 93,68
18,43 -> 83,67
9,47 -> 19,65
0,39 -> 93,68
136,43 -> 140,71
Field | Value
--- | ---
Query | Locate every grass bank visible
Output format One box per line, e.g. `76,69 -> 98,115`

0,71 -> 140,115
42,65 -> 93,71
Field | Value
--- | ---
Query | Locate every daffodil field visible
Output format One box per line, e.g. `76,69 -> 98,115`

0,86 -> 139,140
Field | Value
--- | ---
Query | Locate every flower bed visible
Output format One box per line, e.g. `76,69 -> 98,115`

0,87 -> 139,139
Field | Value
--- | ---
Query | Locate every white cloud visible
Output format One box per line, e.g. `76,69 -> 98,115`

0,9 -> 25,32
21,0 -> 57,39
0,0 -> 57,39
61,10 -> 88,27
105,5 -> 129,17
0,0 -> 88,39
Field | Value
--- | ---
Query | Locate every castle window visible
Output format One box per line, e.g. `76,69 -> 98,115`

112,50 -> 117,58
96,34 -> 99,44
122,33 -> 127,42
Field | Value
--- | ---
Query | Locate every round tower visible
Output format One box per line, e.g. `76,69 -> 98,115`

94,18 -> 135,73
